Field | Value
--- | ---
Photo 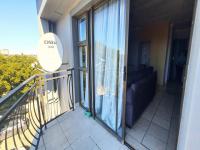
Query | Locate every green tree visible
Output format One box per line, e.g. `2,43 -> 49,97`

0,54 -> 41,97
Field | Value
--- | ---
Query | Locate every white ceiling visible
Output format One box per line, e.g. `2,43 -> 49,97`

39,0 -> 195,25
131,0 -> 195,27
40,0 -> 78,22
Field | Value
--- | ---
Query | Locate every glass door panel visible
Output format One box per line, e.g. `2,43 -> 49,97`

78,18 -> 86,42
79,46 -> 89,108
94,0 -> 127,136
78,17 -> 90,110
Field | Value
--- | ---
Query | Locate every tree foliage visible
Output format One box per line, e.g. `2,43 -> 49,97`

0,54 -> 41,97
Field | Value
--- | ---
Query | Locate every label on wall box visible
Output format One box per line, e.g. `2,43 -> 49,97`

37,33 -> 63,72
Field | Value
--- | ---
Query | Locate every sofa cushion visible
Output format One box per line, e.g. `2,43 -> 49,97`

127,66 -> 154,87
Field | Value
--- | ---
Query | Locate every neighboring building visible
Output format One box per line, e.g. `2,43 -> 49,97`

34,0 -> 199,149
0,49 -> 9,55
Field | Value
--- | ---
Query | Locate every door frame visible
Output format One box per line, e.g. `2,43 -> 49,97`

75,14 -> 92,112
121,0 -> 130,143
90,0 -> 131,142
89,1 -> 124,140
123,0 -> 198,149
73,0 -> 131,143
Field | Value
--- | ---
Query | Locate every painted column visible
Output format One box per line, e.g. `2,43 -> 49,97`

177,0 -> 200,149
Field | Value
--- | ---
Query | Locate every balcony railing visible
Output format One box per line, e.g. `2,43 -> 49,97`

0,69 -> 74,150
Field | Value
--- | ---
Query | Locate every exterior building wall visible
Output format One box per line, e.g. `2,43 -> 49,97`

0,49 -> 9,55
55,0 -> 98,103
36,0 -> 43,13
37,18 -> 49,36
56,13 -> 75,67
55,0 -> 99,66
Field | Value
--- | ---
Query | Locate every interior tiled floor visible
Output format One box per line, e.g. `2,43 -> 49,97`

126,85 -> 181,150
37,107 -> 129,150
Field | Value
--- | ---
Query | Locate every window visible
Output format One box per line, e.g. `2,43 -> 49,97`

78,19 -> 86,42
48,21 -> 56,33
77,17 -> 89,109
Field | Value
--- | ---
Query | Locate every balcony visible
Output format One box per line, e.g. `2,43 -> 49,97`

0,69 -> 128,150
37,107 -> 127,150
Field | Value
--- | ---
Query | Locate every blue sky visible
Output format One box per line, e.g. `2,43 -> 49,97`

0,0 -> 39,54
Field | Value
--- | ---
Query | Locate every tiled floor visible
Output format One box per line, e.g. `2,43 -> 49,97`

37,107 -> 129,150
126,86 -> 181,150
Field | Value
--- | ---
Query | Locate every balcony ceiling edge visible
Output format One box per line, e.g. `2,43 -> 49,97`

38,0 -> 76,22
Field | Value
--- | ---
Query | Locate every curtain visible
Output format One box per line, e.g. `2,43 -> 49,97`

94,0 -> 126,135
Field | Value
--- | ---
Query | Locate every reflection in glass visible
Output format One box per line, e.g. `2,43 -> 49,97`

80,70 -> 89,108
79,19 -> 86,42
79,46 -> 87,68
79,46 -> 89,108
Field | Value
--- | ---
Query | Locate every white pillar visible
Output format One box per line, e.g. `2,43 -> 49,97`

177,0 -> 200,149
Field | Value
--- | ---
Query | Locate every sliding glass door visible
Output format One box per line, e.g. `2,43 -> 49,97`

93,0 -> 127,137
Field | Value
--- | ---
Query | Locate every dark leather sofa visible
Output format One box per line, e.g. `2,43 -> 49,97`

126,66 -> 157,128
127,66 -> 154,87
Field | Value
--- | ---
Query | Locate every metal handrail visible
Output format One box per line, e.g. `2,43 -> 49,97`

0,83 -> 36,124
0,68 -> 74,105
0,75 -> 37,105
0,69 -> 75,150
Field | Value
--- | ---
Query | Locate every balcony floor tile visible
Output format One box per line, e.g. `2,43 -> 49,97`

38,107 -> 128,150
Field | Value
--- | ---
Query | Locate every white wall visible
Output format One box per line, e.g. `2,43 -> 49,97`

55,0 -> 96,103
56,14 -> 74,66
55,0 -> 95,67
37,17 -> 49,36
177,0 -> 200,149
36,0 -> 41,12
